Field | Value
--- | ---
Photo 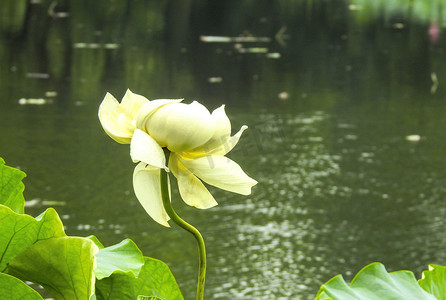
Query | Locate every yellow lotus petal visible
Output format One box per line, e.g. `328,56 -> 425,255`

98,91 -> 149,144
169,153 -> 218,209
135,99 -> 183,130
144,101 -> 216,152
133,162 -> 170,227
204,106 -> 248,155
130,129 -> 167,169
98,93 -> 132,143
186,124 -> 248,158
121,89 -> 150,117
208,125 -> 248,156
206,105 -> 231,148
189,105 -> 231,154
179,155 -> 257,195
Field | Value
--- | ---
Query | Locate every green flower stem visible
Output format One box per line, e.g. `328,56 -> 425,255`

160,167 -> 206,300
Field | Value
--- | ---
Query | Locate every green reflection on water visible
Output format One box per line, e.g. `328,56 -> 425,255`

351,0 -> 446,23
0,0 -> 28,36
1,1 -> 446,299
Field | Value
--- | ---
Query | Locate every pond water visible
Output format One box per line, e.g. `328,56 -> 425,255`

1,1 -> 446,299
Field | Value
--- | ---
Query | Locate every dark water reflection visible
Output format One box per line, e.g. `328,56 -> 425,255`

1,1 -> 446,299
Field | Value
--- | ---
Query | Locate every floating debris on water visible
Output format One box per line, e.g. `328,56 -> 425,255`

25,198 -> 66,207
19,90 -> 57,105
73,43 -> 120,49
18,98 -> 53,105
73,43 -> 99,49
200,35 -> 271,43
200,36 -> 231,43
45,91 -> 58,97
48,0 -> 69,18
431,72 -> 438,94
201,33 -> 282,58
104,43 -> 120,49
26,72 -> 50,79
275,26 -> 289,47
405,134 -> 422,142
266,52 -> 281,59
392,23 -> 405,29
236,47 -> 269,54
344,134 -> 358,140
278,91 -> 289,100
208,77 -> 223,83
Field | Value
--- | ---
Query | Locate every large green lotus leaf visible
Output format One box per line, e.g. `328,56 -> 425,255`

87,235 -> 105,249
0,272 -> 44,299
95,257 -> 183,300
134,257 -> 183,300
93,238 -> 145,280
8,236 -> 99,300
0,205 -> 65,272
419,264 -> 446,299
0,157 -> 26,214
95,271 -> 135,299
316,262 -> 437,300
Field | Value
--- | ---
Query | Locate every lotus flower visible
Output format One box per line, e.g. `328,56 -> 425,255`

99,89 -> 257,226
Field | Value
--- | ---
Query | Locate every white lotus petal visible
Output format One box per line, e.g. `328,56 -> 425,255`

179,155 -> 257,195
121,89 -> 150,117
130,129 -> 167,169
169,153 -> 218,209
206,105 -> 231,147
187,125 -> 248,157
135,99 -> 183,130
209,125 -> 248,156
98,93 -> 134,144
133,162 -> 170,227
189,105 -> 233,154
144,101 -> 216,152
